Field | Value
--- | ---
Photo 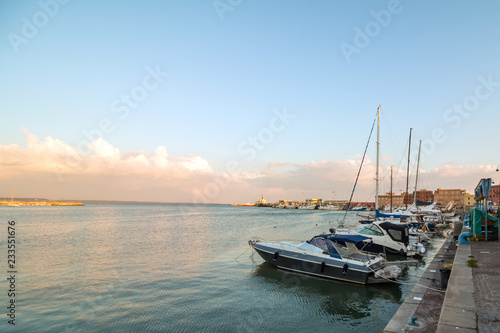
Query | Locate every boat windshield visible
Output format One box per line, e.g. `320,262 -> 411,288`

358,224 -> 384,236
309,237 -> 328,251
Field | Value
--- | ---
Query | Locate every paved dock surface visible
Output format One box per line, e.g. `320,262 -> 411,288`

383,226 -> 500,332
469,240 -> 500,332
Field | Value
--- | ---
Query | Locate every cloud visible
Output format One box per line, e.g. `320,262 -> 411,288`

1,129 -> 494,203
0,129 -> 213,183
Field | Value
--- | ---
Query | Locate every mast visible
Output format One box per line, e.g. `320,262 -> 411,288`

405,128 -> 412,209
413,140 -> 422,205
375,105 -> 380,211
390,165 -> 393,213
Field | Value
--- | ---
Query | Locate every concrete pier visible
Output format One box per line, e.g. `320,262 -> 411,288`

382,224 -> 500,332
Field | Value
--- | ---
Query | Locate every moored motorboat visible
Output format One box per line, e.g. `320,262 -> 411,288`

249,234 -> 402,285
334,221 -> 426,257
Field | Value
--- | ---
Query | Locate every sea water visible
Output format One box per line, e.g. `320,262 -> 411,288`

0,203 -> 439,332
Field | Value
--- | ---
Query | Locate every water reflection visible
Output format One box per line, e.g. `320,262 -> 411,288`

251,262 -> 402,322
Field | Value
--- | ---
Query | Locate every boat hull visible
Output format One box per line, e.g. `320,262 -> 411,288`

252,243 -> 382,285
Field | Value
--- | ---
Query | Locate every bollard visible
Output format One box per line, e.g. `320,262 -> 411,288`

440,267 -> 451,289
458,232 -> 473,244
408,315 -> 419,327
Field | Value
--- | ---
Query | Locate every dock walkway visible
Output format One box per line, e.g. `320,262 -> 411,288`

383,225 -> 500,332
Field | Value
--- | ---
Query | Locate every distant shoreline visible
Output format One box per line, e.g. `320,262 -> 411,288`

1,198 -> 227,205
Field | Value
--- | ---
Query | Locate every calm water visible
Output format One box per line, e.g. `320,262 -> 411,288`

0,203 -> 442,332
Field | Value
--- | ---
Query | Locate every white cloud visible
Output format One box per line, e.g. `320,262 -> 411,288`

88,138 -> 121,159
1,129 -> 494,203
0,129 -> 212,182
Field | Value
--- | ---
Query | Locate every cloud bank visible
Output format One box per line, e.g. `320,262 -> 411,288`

0,129 -> 496,203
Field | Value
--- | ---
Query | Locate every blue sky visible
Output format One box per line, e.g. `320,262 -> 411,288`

1,0 -> 499,202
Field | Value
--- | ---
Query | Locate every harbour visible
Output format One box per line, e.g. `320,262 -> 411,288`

0,203 -> 444,332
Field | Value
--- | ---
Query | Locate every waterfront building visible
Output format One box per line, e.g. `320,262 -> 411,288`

378,192 -> 404,208
463,192 -> 475,206
433,188 -> 466,206
414,189 -> 434,203
305,198 -> 322,205
489,184 -> 500,205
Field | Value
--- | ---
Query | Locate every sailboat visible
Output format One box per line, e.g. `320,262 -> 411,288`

335,106 -> 426,256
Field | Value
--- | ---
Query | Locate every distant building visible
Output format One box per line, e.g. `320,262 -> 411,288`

489,184 -> 500,205
305,198 -> 322,204
378,192 -> 404,208
433,188 -> 466,206
414,189 -> 434,203
463,192 -> 475,207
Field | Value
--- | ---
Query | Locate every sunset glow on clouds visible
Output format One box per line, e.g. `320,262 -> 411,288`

0,129 -> 497,203
0,129 -> 213,200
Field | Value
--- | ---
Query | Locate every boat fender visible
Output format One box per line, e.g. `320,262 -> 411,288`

369,240 -> 374,248
417,243 -> 426,254
321,261 -> 326,273
273,251 -> 280,263
342,263 -> 349,275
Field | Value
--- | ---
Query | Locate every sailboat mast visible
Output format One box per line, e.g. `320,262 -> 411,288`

413,140 -> 422,205
375,105 -> 380,211
390,165 -> 393,213
405,128 -> 412,209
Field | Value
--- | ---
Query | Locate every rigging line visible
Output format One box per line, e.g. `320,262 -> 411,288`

341,110 -> 378,223
234,245 -> 253,261
380,109 -> 404,154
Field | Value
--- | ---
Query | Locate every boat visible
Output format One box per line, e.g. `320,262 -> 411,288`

254,195 -> 270,207
334,220 -> 426,256
319,204 -> 342,210
297,204 -> 319,210
337,106 -> 425,256
249,233 -> 402,285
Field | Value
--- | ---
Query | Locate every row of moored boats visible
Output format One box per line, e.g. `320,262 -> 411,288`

249,206 -> 456,285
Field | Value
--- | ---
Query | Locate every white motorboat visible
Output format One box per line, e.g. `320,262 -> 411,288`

334,221 -> 426,257
249,233 -> 402,285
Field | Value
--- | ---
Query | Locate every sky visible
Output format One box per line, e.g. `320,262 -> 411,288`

1,0 -> 499,203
